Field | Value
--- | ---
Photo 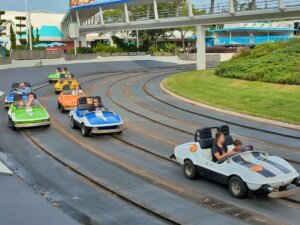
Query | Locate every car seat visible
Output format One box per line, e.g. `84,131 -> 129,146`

195,127 -> 214,161
217,125 -> 234,150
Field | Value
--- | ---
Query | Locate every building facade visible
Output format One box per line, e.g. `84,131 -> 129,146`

69,0 -> 94,8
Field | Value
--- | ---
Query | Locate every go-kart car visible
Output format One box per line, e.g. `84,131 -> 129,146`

48,68 -> 70,83
57,85 -> 84,113
69,96 -> 124,137
54,74 -> 78,94
4,82 -> 32,109
171,125 -> 300,198
8,93 -> 50,130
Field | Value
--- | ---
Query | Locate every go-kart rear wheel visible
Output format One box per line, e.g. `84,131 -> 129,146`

183,160 -> 198,180
81,124 -> 90,137
70,117 -> 77,129
228,176 -> 248,198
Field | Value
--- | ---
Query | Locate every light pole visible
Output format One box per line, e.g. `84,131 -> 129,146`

24,0 -> 32,50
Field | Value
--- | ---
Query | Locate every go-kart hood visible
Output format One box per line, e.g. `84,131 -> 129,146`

12,107 -> 49,121
60,95 -> 79,106
84,111 -> 122,126
48,73 -> 60,78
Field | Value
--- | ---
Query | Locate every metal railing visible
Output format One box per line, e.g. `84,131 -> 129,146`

214,35 -> 293,46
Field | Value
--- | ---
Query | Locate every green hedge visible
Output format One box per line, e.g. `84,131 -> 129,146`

92,43 -> 123,53
216,39 -> 300,84
69,47 -> 94,54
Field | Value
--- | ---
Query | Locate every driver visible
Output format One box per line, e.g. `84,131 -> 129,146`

90,97 -> 107,111
72,85 -> 84,95
19,83 -> 31,93
17,98 -> 26,108
25,93 -> 41,107
211,132 -> 234,162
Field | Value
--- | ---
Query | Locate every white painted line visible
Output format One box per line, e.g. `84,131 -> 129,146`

0,91 -> 5,97
0,161 -> 13,176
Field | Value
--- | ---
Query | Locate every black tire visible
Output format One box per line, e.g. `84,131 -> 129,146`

70,117 -> 77,129
43,124 -> 50,128
8,117 -> 16,131
228,176 -> 248,198
81,124 -> 89,137
183,160 -> 198,180
55,91 -> 60,95
116,131 -> 123,135
60,106 -> 66,113
57,102 -> 61,109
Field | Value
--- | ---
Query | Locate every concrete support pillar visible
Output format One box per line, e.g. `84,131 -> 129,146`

188,0 -> 194,17
73,39 -> 79,54
81,34 -> 87,47
279,0 -> 285,10
146,4 -> 151,19
124,3 -> 130,23
229,0 -> 235,14
76,11 -> 80,26
99,7 -> 104,25
176,0 -> 181,17
153,0 -> 159,21
196,25 -> 206,70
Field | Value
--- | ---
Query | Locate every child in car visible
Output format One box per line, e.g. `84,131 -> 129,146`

232,139 -> 243,152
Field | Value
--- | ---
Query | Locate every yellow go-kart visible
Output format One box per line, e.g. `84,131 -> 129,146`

54,74 -> 79,94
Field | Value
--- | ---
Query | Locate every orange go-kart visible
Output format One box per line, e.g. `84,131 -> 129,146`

57,85 -> 84,113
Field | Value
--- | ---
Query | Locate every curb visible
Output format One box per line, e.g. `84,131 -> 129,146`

160,79 -> 300,131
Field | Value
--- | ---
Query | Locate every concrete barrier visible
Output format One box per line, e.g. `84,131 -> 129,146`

13,50 -> 63,60
178,53 -> 234,66
64,54 -> 98,61
0,57 -> 12,65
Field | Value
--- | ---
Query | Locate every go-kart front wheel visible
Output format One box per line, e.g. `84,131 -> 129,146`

81,124 -> 91,137
8,117 -> 16,131
57,102 -> 61,110
228,176 -> 248,198
183,160 -> 198,180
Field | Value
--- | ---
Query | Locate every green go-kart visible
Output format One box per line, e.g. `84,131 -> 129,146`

8,94 -> 50,130
48,67 -> 70,83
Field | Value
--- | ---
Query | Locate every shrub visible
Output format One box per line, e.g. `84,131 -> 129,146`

215,39 -> 300,84
149,45 -> 159,54
69,47 -> 93,54
232,48 -> 252,59
163,42 -> 177,53
92,43 -> 123,53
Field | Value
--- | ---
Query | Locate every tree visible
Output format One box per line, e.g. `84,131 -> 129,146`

10,24 -> 16,50
0,11 -> 6,37
34,27 -> 40,45
15,16 -> 26,39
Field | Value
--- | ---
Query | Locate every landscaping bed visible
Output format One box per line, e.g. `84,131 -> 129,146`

164,69 -> 300,124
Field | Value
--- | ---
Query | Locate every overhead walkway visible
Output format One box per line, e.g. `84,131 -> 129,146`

62,0 -> 300,70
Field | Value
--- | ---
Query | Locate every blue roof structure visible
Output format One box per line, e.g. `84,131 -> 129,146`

22,26 -> 64,38
0,39 -> 8,44
209,27 -> 297,32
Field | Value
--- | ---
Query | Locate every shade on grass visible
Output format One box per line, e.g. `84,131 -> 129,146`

164,69 -> 300,124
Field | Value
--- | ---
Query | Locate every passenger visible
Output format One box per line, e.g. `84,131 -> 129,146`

90,97 -> 107,111
56,67 -> 61,73
19,83 -> 31,93
17,98 -> 26,108
232,139 -> 243,153
25,93 -> 41,107
67,74 -> 73,82
12,88 -> 18,93
72,85 -> 84,95
211,132 -> 234,162
64,67 -> 69,74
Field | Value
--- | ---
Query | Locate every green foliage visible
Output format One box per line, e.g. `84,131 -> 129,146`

232,48 -> 252,59
216,39 -> 300,84
92,43 -> 123,53
69,47 -> 94,54
111,36 -> 137,52
10,24 -> 16,50
0,11 -> 6,37
149,45 -> 159,54
162,42 -> 177,53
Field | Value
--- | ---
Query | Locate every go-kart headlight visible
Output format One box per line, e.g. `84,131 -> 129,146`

190,144 -> 198,153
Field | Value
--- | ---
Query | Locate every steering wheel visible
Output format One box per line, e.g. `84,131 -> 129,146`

241,145 -> 253,153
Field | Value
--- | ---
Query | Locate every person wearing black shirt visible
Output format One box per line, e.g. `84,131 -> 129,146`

211,132 -> 233,162
90,97 -> 107,112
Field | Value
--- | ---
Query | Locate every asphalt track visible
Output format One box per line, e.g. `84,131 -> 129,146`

0,61 -> 299,225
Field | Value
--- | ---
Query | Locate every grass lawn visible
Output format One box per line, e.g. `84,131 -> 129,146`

164,69 -> 300,124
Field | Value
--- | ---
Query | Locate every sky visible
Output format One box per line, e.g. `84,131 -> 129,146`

0,0 -> 215,13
